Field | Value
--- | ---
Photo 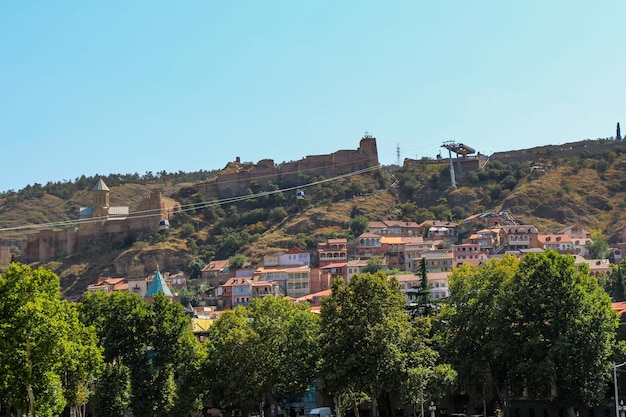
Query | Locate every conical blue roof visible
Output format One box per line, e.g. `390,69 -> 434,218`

145,269 -> 173,297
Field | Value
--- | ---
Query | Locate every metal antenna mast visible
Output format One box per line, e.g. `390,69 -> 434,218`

396,143 -> 401,166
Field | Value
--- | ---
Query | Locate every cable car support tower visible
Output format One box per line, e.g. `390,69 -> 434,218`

441,141 -> 475,189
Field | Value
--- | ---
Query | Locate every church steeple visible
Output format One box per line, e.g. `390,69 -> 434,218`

92,178 -> 110,219
145,266 -> 173,299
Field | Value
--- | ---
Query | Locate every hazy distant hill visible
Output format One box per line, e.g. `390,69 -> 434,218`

2,138 -> 626,299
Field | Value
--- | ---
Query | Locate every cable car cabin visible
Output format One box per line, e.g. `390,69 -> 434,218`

158,219 -> 170,230
296,190 -> 305,200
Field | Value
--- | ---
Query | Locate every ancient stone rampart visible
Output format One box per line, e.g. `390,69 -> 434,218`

197,136 -> 379,198
490,139 -> 626,164
20,191 -> 181,264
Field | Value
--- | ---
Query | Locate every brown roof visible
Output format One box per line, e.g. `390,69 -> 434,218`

285,246 -> 307,254
201,259 -> 229,272
320,262 -> 347,270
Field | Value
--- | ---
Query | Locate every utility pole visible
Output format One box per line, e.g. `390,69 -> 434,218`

396,143 -> 401,166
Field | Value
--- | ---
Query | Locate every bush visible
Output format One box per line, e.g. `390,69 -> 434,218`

180,223 -> 196,238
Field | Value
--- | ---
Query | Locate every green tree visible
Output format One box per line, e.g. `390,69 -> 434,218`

362,256 -> 385,274
188,258 -> 206,279
206,297 -> 319,415
444,252 -> 619,417
587,229 -> 609,259
442,255 -> 519,408
0,263 -> 103,417
615,264 -> 625,302
502,251 -> 617,414
319,272 -> 451,417
350,215 -> 369,237
411,258 -> 436,318
228,253 -> 248,270
78,291 -> 205,417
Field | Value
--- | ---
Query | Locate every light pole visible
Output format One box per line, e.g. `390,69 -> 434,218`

614,361 -> 626,417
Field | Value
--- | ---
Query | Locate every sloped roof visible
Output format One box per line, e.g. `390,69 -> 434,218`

202,259 -> 230,272
285,246 -> 308,254
613,302 -> 626,315
92,179 -> 109,191
320,262 -> 347,270
145,269 -> 173,297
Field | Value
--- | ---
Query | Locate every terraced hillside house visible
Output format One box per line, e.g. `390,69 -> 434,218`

317,238 -> 348,267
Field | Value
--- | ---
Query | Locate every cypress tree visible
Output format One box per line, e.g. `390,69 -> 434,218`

616,263 -> 625,302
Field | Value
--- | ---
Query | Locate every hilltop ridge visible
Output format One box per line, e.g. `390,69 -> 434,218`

2,135 -> 626,299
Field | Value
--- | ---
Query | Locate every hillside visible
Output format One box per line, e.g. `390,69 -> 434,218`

2,140 -> 626,299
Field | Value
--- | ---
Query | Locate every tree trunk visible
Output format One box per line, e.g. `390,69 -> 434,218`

334,396 -> 341,417
566,406 -> 577,417
385,392 -> 394,417
371,397 -> 378,417
26,338 -> 35,417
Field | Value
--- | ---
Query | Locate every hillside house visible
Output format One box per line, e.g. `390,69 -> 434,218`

610,243 -> 626,264
367,220 -> 421,236
558,224 -> 591,240
452,243 -> 488,267
317,238 -> 348,267
254,264 -> 312,299
295,289 -> 332,313
86,277 -> 128,293
320,262 -> 347,282
573,255 -> 612,277
309,268 -> 333,293
346,259 -> 369,283
420,249 -> 454,272
264,246 -> 311,267
422,220 -> 458,240
127,277 -> 149,297
499,225 -> 540,253
393,271 -> 451,301
356,232 -> 383,258
466,228 -> 501,254
215,276 -> 282,309
537,234 -> 575,254
201,259 -> 230,284
462,212 -> 506,229
381,235 -> 426,270
403,240 -> 438,271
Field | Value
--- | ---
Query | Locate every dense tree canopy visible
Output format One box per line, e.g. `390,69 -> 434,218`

444,251 -> 619,417
0,263 -> 103,417
319,272 -> 454,417
206,296 -> 320,414
78,291 -> 206,417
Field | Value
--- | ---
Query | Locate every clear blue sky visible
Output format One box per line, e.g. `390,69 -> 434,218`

2,1 -> 625,193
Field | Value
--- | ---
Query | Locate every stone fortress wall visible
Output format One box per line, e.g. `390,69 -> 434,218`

20,191 -> 181,264
196,135 -> 380,198
403,138 -> 626,171
490,138 -> 626,164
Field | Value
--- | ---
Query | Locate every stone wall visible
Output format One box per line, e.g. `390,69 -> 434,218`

20,191 -> 181,264
490,138 -> 626,164
197,136 -> 379,198
0,245 -> 11,268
